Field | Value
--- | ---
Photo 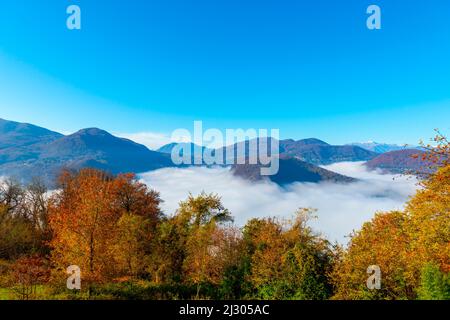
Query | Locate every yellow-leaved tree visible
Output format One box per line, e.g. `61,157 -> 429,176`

331,133 -> 449,300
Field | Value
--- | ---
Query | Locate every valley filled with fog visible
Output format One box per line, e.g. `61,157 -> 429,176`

139,161 -> 419,244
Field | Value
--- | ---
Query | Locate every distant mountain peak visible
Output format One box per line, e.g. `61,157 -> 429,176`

296,138 -> 330,146
281,138 -> 329,146
0,118 -> 63,149
0,118 -> 61,135
72,128 -> 112,136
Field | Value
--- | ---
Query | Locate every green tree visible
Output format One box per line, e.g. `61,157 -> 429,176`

417,263 -> 450,300
244,209 -> 334,300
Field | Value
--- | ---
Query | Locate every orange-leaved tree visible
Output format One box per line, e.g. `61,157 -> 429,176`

48,169 -> 121,290
48,169 -> 163,292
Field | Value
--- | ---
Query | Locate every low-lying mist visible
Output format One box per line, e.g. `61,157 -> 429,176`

139,162 -> 419,244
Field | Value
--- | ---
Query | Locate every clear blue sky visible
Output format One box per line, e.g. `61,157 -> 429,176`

0,0 -> 449,146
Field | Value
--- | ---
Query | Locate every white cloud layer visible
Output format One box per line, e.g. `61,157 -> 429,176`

139,162 -> 420,245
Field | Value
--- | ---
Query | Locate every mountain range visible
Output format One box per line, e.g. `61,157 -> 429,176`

0,118 -> 425,186
348,141 -> 414,153
0,119 -> 173,186
279,138 -> 378,165
158,138 -> 379,165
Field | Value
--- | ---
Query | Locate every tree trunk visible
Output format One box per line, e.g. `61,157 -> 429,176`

89,232 -> 94,298
196,282 -> 201,300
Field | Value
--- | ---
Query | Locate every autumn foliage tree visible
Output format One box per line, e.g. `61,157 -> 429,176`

49,169 -> 120,289
244,209 -> 334,300
150,192 -> 234,297
330,211 -> 413,299
48,169 -> 162,292
8,255 -> 50,300
112,173 -> 162,279
332,133 -> 450,300
416,130 -> 450,172
184,224 -> 243,298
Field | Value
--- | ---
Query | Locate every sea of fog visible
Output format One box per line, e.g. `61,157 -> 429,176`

139,161 -> 420,245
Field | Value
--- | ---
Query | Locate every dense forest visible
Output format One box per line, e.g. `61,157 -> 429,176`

0,134 -> 448,300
